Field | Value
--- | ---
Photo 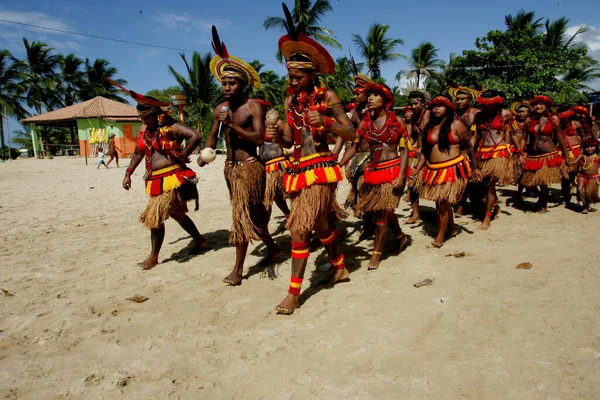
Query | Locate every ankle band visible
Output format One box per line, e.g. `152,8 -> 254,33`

288,276 -> 303,296
331,254 -> 346,270
291,241 -> 310,259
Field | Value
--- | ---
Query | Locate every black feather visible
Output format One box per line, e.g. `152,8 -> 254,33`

282,2 -> 297,39
350,54 -> 358,76
211,25 -> 224,57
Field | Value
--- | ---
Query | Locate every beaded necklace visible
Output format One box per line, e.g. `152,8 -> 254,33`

358,110 -> 404,166
287,85 -> 328,161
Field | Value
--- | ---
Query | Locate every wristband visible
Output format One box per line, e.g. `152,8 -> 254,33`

125,167 -> 134,175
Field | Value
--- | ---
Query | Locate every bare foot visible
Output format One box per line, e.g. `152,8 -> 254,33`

455,205 -> 464,217
138,256 -> 159,270
537,207 -> 547,214
189,236 -> 208,255
223,268 -> 243,286
275,293 -> 299,314
265,246 -> 282,262
478,220 -> 491,230
448,230 -> 459,239
367,253 -> 381,270
327,267 -> 350,286
583,208 -> 589,214
405,215 -> 421,225
431,240 -> 444,248
393,234 -> 410,254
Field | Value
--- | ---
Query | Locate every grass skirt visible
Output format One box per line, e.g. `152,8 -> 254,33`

576,174 -> 600,204
139,181 -> 196,230
287,183 -> 347,237
224,160 -> 267,244
520,150 -> 566,187
565,144 -> 581,174
477,145 -> 515,185
355,182 -> 400,215
264,157 -> 288,207
344,153 -> 370,214
419,155 -> 470,205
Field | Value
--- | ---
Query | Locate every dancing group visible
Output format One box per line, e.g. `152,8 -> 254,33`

116,13 -> 599,314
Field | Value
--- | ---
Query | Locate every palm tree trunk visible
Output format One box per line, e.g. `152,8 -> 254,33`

416,72 -> 420,89
0,114 -> 6,160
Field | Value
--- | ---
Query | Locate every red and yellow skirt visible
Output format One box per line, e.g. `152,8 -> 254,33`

520,149 -> 566,187
476,144 -> 515,185
140,165 -> 198,229
356,158 -> 404,214
419,154 -> 471,204
145,165 -> 197,196
284,152 -> 346,236
283,152 -> 343,194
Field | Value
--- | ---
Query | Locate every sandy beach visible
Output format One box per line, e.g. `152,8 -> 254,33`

1,156 -> 599,399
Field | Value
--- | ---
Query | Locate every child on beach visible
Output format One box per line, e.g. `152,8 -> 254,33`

568,138 -> 600,214
97,148 -> 107,169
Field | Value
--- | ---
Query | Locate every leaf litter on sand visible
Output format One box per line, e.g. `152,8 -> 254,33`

1,288 -> 15,297
414,278 -> 434,288
126,295 -> 149,303
446,251 -> 469,258
516,262 -> 533,269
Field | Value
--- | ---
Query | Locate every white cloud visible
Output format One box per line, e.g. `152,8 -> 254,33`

565,24 -> 600,57
0,10 -> 81,54
151,13 -> 231,34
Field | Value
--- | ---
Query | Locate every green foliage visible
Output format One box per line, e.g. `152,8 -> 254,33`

447,11 -> 598,105
352,23 -> 403,79
0,146 -> 20,159
322,57 -> 354,105
145,86 -> 182,104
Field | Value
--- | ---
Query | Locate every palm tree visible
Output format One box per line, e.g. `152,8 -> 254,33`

396,42 -> 443,89
544,17 -> 590,48
504,10 -> 543,35
168,52 -> 218,136
263,0 -> 341,61
79,58 -> 127,102
21,38 -> 61,114
0,50 -> 27,159
253,70 -> 286,108
58,54 -> 85,106
322,57 -> 354,104
563,56 -> 600,92
425,52 -> 459,98
352,23 -> 403,79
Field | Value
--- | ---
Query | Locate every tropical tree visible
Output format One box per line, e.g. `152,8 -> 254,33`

21,38 -> 61,114
543,17 -> 589,49
263,0 -> 341,61
79,58 -> 127,102
145,86 -> 182,104
352,23 -> 403,79
11,127 -> 33,150
168,52 -> 218,138
0,50 -> 27,159
425,52 -> 460,98
504,9 -> 543,35
322,57 -> 354,104
58,54 -> 85,106
396,41 -> 443,89
447,10 -> 595,104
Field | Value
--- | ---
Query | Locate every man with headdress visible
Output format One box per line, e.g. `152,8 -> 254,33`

197,27 -> 281,286
332,58 -> 375,239
448,84 -> 481,129
111,80 -> 205,270
265,3 -> 356,314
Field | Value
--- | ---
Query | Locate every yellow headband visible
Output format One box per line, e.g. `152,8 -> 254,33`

286,60 -> 316,70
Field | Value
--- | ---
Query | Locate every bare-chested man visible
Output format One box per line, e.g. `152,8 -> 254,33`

110,80 -> 205,270
266,10 -> 356,314
508,101 -> 532,203
198,27 -> 280,285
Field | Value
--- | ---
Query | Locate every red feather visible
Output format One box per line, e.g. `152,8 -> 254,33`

221,42 -> 229,58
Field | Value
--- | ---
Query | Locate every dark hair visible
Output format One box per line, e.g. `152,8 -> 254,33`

423,106 -> 455,155
408,91 -> 425,102
456,89 -> 471,98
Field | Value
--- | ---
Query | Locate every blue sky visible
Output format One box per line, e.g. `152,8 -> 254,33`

1,0 -> 600,138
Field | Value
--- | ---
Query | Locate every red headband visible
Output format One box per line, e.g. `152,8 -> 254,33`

531,95 -> 554,107
581,137 -> 600,148
476,96 -> 505,107
558,110 -> 575,120
365,83 -> 395,108
571,105 -> 590,115
428,96 -> 455,111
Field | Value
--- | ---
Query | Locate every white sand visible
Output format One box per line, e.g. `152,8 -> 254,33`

1,156 -> 599,399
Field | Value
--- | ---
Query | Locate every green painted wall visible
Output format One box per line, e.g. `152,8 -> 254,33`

77,118 -> 141,142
